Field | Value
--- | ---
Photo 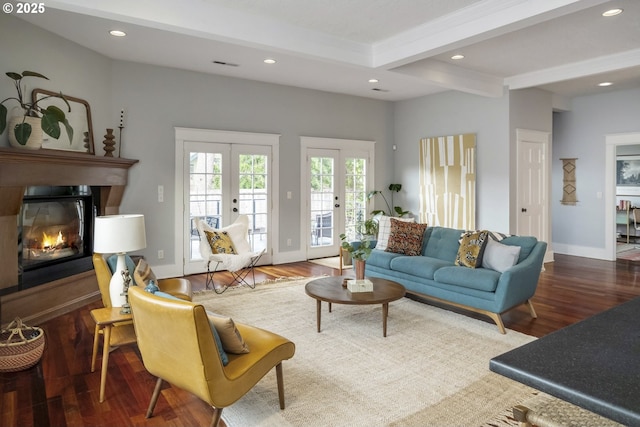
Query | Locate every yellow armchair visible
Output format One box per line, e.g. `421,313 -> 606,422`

128,286 -> 295,426
90,253 -> 193,402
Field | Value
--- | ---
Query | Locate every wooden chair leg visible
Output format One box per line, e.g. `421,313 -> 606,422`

146,378 -> 163,418
210,407 -> 223,427
91,324 -> 100,372
525,299 -> 538,318
276,362 -> 285,409
98,325 -> 112,403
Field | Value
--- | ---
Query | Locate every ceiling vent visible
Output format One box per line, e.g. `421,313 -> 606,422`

212,60 -> 239,67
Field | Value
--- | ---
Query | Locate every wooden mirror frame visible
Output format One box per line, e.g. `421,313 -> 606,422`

31,88 -> 95,154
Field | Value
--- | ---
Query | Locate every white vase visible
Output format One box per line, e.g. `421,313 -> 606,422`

8,116 -> 43,150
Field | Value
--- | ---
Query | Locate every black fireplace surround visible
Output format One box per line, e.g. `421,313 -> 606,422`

16,185 -> 98,292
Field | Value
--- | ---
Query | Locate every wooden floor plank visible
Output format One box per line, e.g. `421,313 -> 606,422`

1,255 -> 640,426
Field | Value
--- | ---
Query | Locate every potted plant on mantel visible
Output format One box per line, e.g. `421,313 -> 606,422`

0,71 -> 73,150
339,233 -> 373,280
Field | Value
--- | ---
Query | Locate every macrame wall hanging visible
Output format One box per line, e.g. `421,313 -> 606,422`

560,158 -> 578,205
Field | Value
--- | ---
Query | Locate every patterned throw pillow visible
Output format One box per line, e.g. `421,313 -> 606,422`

385,218 -> 428,256
376,215 -> 415,251
455,230 -> 489,268
204,230 -> 237,254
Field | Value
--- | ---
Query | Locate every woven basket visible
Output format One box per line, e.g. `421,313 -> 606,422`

0,317 -> 45,372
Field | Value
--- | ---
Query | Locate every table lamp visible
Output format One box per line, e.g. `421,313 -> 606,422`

94,214 -> 147,308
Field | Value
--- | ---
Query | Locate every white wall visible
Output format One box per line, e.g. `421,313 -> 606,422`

393,89 -> 510,232
552,88 -> 640,257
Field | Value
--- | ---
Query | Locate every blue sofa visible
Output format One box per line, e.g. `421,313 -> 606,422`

364,226 -> 547,334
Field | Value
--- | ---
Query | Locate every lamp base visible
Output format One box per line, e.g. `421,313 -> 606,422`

109,253 -> 127,307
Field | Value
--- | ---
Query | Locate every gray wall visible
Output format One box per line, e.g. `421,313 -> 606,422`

552,87 -> 640,256
111,61 -> 394,265
393,89 -> 510,232
0,15 -> 112,147
1,15 -> 395,270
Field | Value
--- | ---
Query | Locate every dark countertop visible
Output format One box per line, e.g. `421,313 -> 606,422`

490,296 -> 640,426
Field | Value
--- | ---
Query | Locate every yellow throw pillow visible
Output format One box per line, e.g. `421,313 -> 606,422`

455,230 -> 489,268
204,230 -> 237,254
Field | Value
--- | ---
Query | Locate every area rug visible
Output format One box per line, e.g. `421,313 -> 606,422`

308,256 -> 351,270
193,278 -> 542,426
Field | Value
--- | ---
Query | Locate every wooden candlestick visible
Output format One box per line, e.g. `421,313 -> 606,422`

103,129 -> 116,157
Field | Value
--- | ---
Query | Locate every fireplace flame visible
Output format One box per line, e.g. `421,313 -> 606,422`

42,231 -> 65,249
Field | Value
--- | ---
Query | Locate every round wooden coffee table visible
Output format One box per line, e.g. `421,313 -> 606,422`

305,276 -> 406,337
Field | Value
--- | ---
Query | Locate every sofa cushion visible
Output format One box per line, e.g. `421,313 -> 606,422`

376,215 -> 415,251
455,230 -> 489,268
386,219 -> 428,256
500,235 -> 538,263
482,238 -> 521,272
434,266 -> 501,292
389,255 -> 453,280
422,227 -> 465,262
366,249 -> 404,270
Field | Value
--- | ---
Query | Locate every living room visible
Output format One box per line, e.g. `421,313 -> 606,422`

2,2 -> 640,275
1,2 -> 640,424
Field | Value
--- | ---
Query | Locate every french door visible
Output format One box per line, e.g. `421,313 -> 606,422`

183,141 -> 271,274
305,145 -> 371,259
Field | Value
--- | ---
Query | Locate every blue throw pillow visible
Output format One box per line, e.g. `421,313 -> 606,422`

207,316 -> 230,366
152,291 -> 182,300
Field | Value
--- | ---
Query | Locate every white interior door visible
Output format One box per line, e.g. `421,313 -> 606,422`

305,147 -> 370,259
183,141 -> 271,274
516,129 -> 551,261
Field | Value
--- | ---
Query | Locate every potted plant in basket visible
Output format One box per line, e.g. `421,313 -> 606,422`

0,71 -> 73,149
340,233 -> 373,280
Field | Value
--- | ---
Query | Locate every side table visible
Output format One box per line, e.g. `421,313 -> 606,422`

90,307 -> 136,402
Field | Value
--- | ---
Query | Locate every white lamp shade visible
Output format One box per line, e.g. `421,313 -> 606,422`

94,214 -> 147,254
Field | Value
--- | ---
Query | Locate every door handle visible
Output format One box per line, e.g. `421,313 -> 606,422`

233,207 -> 238,212
335,204 -> 340,208
521,208 -> 527,212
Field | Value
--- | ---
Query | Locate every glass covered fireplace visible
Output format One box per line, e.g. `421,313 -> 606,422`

19,186 -> 96,290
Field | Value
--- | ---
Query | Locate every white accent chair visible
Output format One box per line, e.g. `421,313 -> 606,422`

195,215 -> 265,293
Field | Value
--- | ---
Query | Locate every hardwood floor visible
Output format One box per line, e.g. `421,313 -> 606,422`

2,255 -> 640,427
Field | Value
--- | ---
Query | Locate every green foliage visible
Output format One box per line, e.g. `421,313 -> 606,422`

339,233 -> 372,260
0,71 -> 73,145
367,183 -> 409,217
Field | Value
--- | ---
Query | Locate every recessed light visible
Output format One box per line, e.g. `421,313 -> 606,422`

602,8 -> 623,17
451,54 -> 465,60
109,30 -> 126,37
598,82 -> 613,87
264,59 -> 276,64
368,79 -> 379,83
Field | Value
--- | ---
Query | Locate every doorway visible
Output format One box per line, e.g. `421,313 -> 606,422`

301,137 -> 374,260
605,133 -> 640,260
175,128 -> 279,275
516,129 -> 552,262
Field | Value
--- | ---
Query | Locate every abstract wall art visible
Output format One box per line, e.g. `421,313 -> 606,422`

419,133 -> 476,229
